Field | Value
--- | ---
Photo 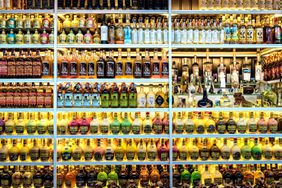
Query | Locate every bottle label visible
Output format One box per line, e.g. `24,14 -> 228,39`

211,151 -> 220,160
148,151 -> 156,160
263,150 -> 272,159
84,34 -> 92,44
100,125 -> 109,134
160,153 -> 168,161
242,150 -> 251,159
269,124 -> 278,133
173,152 -> 178,161
69,126 -> 78,135
232,151 -> 241,160
30,152 -> 39,161
60,61 -> 69,76
79,62 -> 87,76
132,125 -> 140,134
37,126 -> 47,134
175,124 -> 183,133
69,62 -> 77,76
40,151 -> 49,161
90,126 -> 98,134
153,122 -> 163,134
221,151 -> 230,159
179,152 -> 187,160
105,150 -> 114,160
200,150 -> 209,160
58,125 -> 66,134
138,94 -> 146,108
83,93 -> 91,107
88,62 -> 95,76
247,28 -> 254,43
185,123 -> 194,133
274,151 -> 282,159
92,93 -> 100,107
147,95 -> 155,107
162,61 -> 169,76
106,61 -> 115,77
119,93 -> 128,107
73,93 -> 83,107
62,150 -> 71,160
143,61 -> 151,77
237,124 -> 247,133
144,124 -> 152,133
80,125 -> 88,134
97,62 -> 105,77
15,125 -> 24,133
110,124 -> 120,134
258,123 -> 267,133
126,152 -> 135,160
157,29 -> 163,43
115,61 -> 123,76
73,151 -> 82,160
248,123 -> 257,133
155,95 -> 164,107
196,124 -> 205,134
115,151 -> 124,161
100,25 -> 108,41
125,62 -> 133,75
94,152 -> 102,161
207,124 -> 216,133
190,151 -> 199,160
227,124 -> 236,134
137,151 -> 146,160
121,126 -> 130,134
204,178 -> 212,186
0,152 -> 6,161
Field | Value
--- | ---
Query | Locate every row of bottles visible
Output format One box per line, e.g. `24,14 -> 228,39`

58,49 -> 169,79
173,164 -> 282,187
0,82 -> 53,108
0,112 -> 53,135
0,0 -> 54,9
172,111 -> 282,134
57,82 -> 169,108
57,165 -> 170,188
0,14 -> 53,30
58,112 -> 169,135
59,15 -> 169,44
57,138 -> 169,162
172,51 -> 264,95
199,0 -> 281,10
0,28 -> 54,44
172,15 -> 282,44
0,50 -> 53,78
0,166 -> 53,188
172,137 -> 282,161
0,139 -> 53,162
263,51 -> 282,81
58,0 -> 168,10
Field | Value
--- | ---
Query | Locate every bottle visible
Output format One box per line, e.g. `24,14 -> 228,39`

252,138 -> 262,160
273,138 -> 282,160
100,83 -> 109,107
137,84 -> 146,108
124,17 -> 132,44
262,138 -> 273,160
191,166 -> 201,186
124,49 -> 133,78
221,138 -> 231,160
199,138 -> 209,161
40,139 -> 49,161
147,139 -> 157,161
115,139 -> 124,161
110,112 -> 121,134
133,49 -> 142,78
143,112 -> 153,134
151,50 -> 161,78
273,18 -> 282,44
0,139 -> 7,161
128,83 -> 137,108
110,83 -> 119,108
202,165 -> 212,186
195,112 -> 205,134
79,112 -> 89,134
197,88 -> 213,107
158,138 -> 169,161
257,112 -> 267,133
143,50 -> 151,78
137,139 -> 146,160
84,139 -> 93,161
231,139 -> 241,160
132,112 -> 141,134
216,112 -> 226,134
174,112 -> 184,134
100,112 -> 109,134
119,83 -> 128,108
100,17 -> 108,44
105,139 -> 114,160
241,138 -> 252,160
29,139 -> 39,161
105,50 -> 115,78
115,17 -> 124,44
190,139 -> 199,160
126,139 -> 136,160
94,139 -> 104,161
248,112 -> 257,133
115,48 -> 124,78
226,112 -> 237,134
68,113 -> 79,135
15,112 -> 25,134
268,112 -> 278,133
210,139 -> 221,160
121,112 -> 132,134
153,112 -> 163,134
155,84 -> 165,108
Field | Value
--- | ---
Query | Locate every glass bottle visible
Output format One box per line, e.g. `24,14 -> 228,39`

190,139 -> 199,160
221,138 -> 231,160
84,139 -> 93,161
133,48 -> 142,78
0,139 -> 7,161
100,112 -> 109,134
174,112 -> 184,134
100,17 -> 108,44
68,112 -> 79,135
262,138 -> 273,160
137,84 -> 146,108
121,112 -> 132,134
257,112 -> 267,133
231,138 -> 241,160
210,139 -> 221,160
115,139 -> 124,161
137,139 -> 146,160
115,17 -> 124,44
216,112 -> 226,134
124,17 -> 132,44
268,112 -> 278,133
110,112 -> 121,134
115,48 -> 124,78
241,138 -> 252,160
29,139 -> 39,161
146,84 -> 155,107
126,139 -> 136,160
132,112 -> 141,134
119,83 -> 128,107
226,112 -> 237,134
155,84 -> 165,108
105,139 -> 114,160
197,88 -> 213,107
143,112 -> 152,134
158,138 -> 169,161
94,139 -> 104,161
147,139 -> 157,161
179,139 -> 188,161
252,138 -> 262,160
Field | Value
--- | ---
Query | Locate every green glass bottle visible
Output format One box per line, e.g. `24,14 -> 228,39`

97,167 -> 108,186
251,138 -> 262,160
128,83 -> 137,108
108,166 -> 118,184
191,166 -> 201,186
100,83 -> 110,108
241,138 -> 252,160
121,112 -> 132,134
110,112 -> 121,134
26,113 -> 37,135
119,83 -> 129,108
180,166 -> 191,185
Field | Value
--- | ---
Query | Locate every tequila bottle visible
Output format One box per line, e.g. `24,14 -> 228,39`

89,113 -> 99,134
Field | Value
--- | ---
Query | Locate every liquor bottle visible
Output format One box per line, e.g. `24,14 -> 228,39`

210,139 -> 221,160
231,138 -> 241,160
174,112 -> 184,134
158,138 -> 168,161
126,139 -> 136,160
155,84 -> 164,108
179,139 -> 188,160
105,50 -> 115,78
262,138 -> 273,160
124,17 -> 132,44
268,112 -> 278,133
11,166 -> 22,188
133,49 -> 142,78
241,138 -> 252,160
100,17 -> 108,44
1,166 -> 12,187
83,139 -> 93,161
257,112 -> 267,133
197,88 -> 213,107
237,112 -> 247,133
191,166 -> 201,186
151,50 -> 160,78
68,113 -> 79,135
105,139 -> 114,160
100,112 -> 109,134
110,112 -> 121,134
110,83 -> 119,108
221,138 -> 231,160
29,139 -> 39,161
137,139 -> 146,160
94,139 -> 104,161
202,165 -> 212,186
161,50 -> 169,78
121,112 -> 132,134
115,139 -> 124,161
273,18 -> 282,44
190,139 -> 199,160
137,84 -> 146,108
119,83 -> 128,107
79,112 -> 89,134
195,112 -> 205,134
273,138 -> 282,160
128,83 -> 137,108
15,112 -> 25,134
199,138 -> 209,161
185,112 -> 195,133
226,112 -> 237,134
252,138 -> 262,160
147,139 -> 157,161
0,139 -> 7,161
40,139 -> 49,161
143,112 -> 152,134
248,112 -> 257,133
143,50 -> 151,78
132,112 -> 141,134
115,48 -> 124,78
124,49 -> 133,78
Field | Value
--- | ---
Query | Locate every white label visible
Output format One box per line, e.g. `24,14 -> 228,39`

163,29 -> 168,43
205,30 -> 212,43
255,65 -> 262,81
181,29 -> 187,43
175,30 -> 181,44
100,26 -> 108,41
171,30 -> 175,43
150,29 -> 157,44
193,30 -> 199,43
147,95 -> 155,107
138,95 -> 146,108
200,29 -> 206,43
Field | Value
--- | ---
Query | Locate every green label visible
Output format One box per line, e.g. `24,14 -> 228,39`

73,152 -> 82,161
148,151 -> 156,160
137,151 -> 146,161
175,124 -> 184,134
90,126 -> 98,134
100,125 -> 109,134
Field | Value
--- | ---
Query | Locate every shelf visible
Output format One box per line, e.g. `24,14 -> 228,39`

57,78 -> 168,83
172,10 -> 282,15
172,107 -> 282,112
57,9 -> 168,14
0,9 -> 54,14
0,135 -> 54,139
57,108 -> 169,112
0,162 -> 53,166
267,79 -> 281,84
173,160 -> 282,165
172,44 -> 282,49
57,44 -> 169,49
173,134 -> 282,139
57,134 -> 169,139
0,44 -> 54,49
57,161 -> 169,166
0,108 -> 54,112
0,79 -> 54,83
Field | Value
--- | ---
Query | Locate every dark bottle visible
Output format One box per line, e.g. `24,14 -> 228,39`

128,83 -> 137,108
263,18 -> 273,44
110,83 -> 119,108
139,0 -> 145,9
119,83 -> 128,108
42,0 -> 49,8
173,166 -> 180,187
133,49 -> 142,78
108,19 -> 116,44
0,113 -> 5,134
80,0 -> 85,8
163,0 -> 168,9
58,0 -> 64,8
76,166 -> 86,188
65,0 -> 71,8
94,0 -> 101,9
1,166 -> 12,187
143,50 -> 152,78
146,0 -> 153,9
223,166 -> 233,185
210,139 -> 221,160
199,139 -> 209,161
273,18 -> 282,44
129,165 -> 139,185
87,167 -> 97,187
33,168 -> 43,188
34,0 -> 42,8
117,0 -> 123,9
49,0 -> 54,9
102,0 -> 108,9
125,0 -> 130,9
96,51 -> 105,78
43,167 -> 54,188
197,88 -> 213,108
132,0 -> 139,9
234,166 -> 244,186
105,50 -> 115,78
155,0 -> 161,9
119,165 -> 128,187
226,112 -> 237,134
72,0 -> 78,8
110,0 -> 115,9
87,0 -> 93,8
26,0 -> 35,9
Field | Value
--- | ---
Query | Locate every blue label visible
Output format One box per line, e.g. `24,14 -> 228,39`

57,93 -> 64,107
73,93 -> 83,107
64,93 -> 73,107
92,93 -> 100,107
83,93 -> 91,107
